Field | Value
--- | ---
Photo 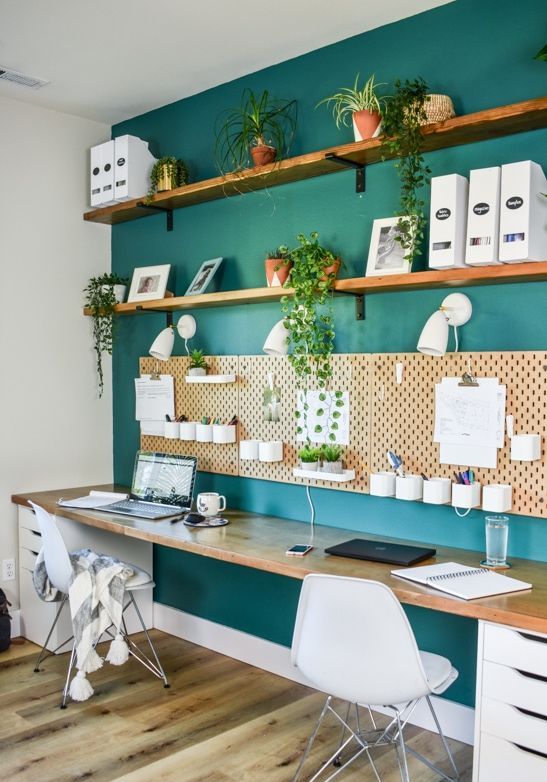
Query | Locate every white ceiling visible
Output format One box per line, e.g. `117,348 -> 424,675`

0,0 -> 452,125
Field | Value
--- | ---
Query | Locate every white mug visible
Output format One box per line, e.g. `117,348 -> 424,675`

197,492 -> 227,517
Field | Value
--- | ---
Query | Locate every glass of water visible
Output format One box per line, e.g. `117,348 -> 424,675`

484,515 -> 509,568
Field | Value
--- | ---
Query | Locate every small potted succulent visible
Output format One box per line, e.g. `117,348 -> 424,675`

298,445 -> 322,471
317,73 -> 387,141
84,272 -> 129,397
188,349 -> 209,376
264,246 -> 293,287
320,444 -> 344,474
146,156 -> 188,203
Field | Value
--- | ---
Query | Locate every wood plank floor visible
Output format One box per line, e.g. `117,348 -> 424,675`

0,633 -> 473,781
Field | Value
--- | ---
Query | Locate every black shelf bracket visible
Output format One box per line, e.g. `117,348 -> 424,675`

135,306 -> 173,328
136,202 -> 174,231
325,153 -> 366,193
335,290 -> 365,321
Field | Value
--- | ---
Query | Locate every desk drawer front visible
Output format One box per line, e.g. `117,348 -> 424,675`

482,698 -> 547,755
19,506 -> 40,534
19,547 -> 39,572
19,525 -> 42,554
483,660 -> 547,717
478,733 -> 547,781
483,624 -> 547,678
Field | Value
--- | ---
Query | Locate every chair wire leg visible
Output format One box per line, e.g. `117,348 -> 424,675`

426,695 -> 460,781
332,701 -> 352,767
395,711 -> 411,782
34,596 -> 68,671
127,592 -> 169,687
292,695 -> 332,782
60,642 -> 77,709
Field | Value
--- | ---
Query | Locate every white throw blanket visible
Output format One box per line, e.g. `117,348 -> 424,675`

33,548 -> 134,701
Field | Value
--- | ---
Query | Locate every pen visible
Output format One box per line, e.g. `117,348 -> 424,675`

421,473 -> 429,481
165,414 -> 171,422
468,468 -> 474,484
461,471 -> 470,485
453,471 -> 462,484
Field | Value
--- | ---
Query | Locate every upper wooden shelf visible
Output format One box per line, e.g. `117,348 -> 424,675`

83,262 -> 547,317
83,97 -> 547,226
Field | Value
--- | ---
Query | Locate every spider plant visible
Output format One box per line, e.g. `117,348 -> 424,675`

316,73 -> 388,129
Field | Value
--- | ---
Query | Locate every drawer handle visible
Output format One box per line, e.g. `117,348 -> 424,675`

516,706 -> 547,722
517,668 -> 547,684
518,631 -> 547,645
515,743 -> 547,760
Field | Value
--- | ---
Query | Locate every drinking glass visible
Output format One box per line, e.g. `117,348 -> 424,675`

484,515 -> 509,568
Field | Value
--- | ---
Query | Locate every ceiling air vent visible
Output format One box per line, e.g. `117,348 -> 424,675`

0,67 -> 49,89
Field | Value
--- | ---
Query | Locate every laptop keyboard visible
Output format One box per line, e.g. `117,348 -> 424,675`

108,500 -> 183,518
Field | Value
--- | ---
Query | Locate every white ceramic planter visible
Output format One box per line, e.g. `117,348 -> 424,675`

369,472 -> 396,497
300,461 -> 319,471
482,483 -> 512,513
213,424 -> 236,444
179,422 -> 196,441
195,423 -> 213,442
510,434 -> 541,461
239,440 -> 260,460
395,475 -> 423,501
188,367 -> 207,377
320,461 -> 343,474
422,477 -> 452,505
164,421 -> 180,439
451,482 -> 481,509
259,441 -> 283,463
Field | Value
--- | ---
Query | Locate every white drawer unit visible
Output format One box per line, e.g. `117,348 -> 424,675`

18,506 -> 154,652
474,620 -> 547,781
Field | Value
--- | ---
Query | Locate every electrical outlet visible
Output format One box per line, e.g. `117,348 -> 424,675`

2,558 -> 15,581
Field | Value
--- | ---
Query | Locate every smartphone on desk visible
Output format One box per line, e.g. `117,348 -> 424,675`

286,544 -> 313,557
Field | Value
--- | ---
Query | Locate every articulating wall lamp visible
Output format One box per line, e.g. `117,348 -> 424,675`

417,293 -> 472,356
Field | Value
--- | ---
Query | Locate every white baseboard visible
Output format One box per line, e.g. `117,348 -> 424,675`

153,602 -> 474,745
10,609 -> 21,638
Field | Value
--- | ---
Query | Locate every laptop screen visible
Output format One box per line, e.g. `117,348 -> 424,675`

131,451 -> 197,507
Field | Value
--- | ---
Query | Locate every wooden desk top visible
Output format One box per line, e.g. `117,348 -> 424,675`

12,485 -> 547,634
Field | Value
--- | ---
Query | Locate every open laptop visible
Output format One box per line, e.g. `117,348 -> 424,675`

99,451 -> 197,520
325,538 -> 436,567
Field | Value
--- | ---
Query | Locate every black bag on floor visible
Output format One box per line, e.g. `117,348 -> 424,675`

0,588 -> 12,652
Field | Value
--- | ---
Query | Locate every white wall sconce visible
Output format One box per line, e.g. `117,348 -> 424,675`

417,293 -> 472,356
149,314 -> 197,361
263,319 -> 289,356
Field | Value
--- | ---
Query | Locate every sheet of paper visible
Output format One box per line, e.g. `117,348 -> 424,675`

58,492 -> 128,509
439,442 -> 498,469
434,378 -> 505,448
135,375 -> 175,422
296,390 -> 349,445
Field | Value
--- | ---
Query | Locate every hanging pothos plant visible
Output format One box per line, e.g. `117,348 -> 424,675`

84,272 -> 128,397
381,78 -> 431,266
280,231 -> 343,443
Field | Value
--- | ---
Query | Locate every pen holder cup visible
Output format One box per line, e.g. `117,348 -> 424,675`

395,475 -> 423,501
422,478 -> 452,505
195,423 -> 213,443
164,421 -> 180,439
213,424 -> 236,444
482,483 -> 512,513
258,441 -> 283,462
510,434 -> 541,461
179,422 -> 196,441
239,440 -> 260,460
369,472 -> 396,497
451,482 -> 481,509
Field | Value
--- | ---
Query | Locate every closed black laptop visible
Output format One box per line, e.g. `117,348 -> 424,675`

325,538 -> 436,567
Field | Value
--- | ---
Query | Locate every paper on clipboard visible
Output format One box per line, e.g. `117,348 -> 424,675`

135,375 -> 175,421
434,378 -> 505,448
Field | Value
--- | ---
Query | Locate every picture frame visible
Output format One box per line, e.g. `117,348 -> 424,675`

185,257 -> 223,296
128,264 -> 171,302
365,217 -> 414,277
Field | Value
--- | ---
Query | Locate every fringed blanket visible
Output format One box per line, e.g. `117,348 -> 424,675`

33,548 -> 134,701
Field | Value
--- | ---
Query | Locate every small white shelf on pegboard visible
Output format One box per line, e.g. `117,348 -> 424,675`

185,374 -> 237,384
292,468 -> 355,483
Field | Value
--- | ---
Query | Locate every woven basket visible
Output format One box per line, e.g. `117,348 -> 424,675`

422,94 -> 455,124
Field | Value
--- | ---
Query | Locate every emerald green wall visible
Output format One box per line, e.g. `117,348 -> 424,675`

112,0 -> 547,708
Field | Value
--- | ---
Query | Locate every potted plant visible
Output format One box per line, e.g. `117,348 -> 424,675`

146,156 -> 188,203
265,247 -> 293,287
320,444 -> 344,474
84,272 -> 129,397
316,73 -> 387,141
298,445 -> 322,471
380,78 -> 432,266
215,88 -> 297,173
188,349 -> 209,376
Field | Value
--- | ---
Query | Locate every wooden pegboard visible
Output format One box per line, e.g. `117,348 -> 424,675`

238,354 -> 371,493
369,351 -> 547,518
140,355 -> 239,475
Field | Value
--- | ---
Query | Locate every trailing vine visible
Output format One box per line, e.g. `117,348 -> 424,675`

84,273 -> 128,397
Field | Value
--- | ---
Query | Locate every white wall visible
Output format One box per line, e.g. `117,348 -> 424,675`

0,95 -> 112,608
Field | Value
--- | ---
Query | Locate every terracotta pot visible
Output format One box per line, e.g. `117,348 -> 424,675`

265,257 -> 293,287
321,258 -> 341,285
352,110 -> 382,141
251,145 -> 276,167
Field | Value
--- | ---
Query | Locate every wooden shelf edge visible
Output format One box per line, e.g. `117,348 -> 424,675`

83,96 -> 547,226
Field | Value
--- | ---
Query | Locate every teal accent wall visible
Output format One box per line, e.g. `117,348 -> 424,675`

112,0 -> 547,708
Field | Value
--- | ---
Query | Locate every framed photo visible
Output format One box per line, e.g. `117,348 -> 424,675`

185,257 -> 223,296
366,217 -> 414,277
128,264 -> 171,302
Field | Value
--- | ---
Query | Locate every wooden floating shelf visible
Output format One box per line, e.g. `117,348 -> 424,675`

293,468 -> 356,483
83,97 -> 547,226
83,262 -> 547,317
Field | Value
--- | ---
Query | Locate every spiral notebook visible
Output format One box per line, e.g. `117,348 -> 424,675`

391,562 -> 532,600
